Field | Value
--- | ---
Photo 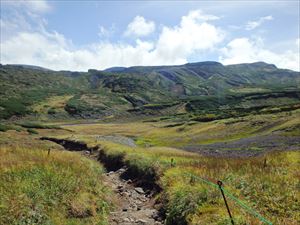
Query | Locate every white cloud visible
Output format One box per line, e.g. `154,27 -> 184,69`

245,15 -> 273,30
2,6 -> 296,72
1,0 -> 50,43
125,16 -> 155,37
219,37 -> 300,71
98,26 -> 110,38
98,24 -> 116,39
1,9 -> 224,71
181,9 -> 220,22
151,10 -> 224,64
296,38 -> 300,48
1,30 -> 159,71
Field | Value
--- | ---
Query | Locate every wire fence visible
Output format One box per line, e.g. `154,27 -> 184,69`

184,172 -> 273,225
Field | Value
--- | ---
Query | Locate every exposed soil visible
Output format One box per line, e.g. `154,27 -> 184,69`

104,167 -> 163,225
184,133 -> 300,157
40,137 -> 91,151
95,135 -> 137,147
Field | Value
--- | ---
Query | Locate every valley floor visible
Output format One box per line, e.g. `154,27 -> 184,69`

0,109 -> 299,224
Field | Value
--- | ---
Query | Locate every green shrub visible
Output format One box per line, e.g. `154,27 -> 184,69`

47,108 -> 56,115
0,123 -> 22,132
27,128 -> 39,135
192,114 -> 219,122
0,124 -> 10,132
0,98 -> 28,119
19,122 -> 60,129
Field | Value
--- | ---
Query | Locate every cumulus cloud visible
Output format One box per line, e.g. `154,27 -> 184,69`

3,6 -> 296,72
219,37 -> 300,71
182,9 -> 220,21
1,29 -> 162,71
151,10 -> 224,64
245,15 -> 273,30
125,16 -> 155,37
1,9 -> 224,71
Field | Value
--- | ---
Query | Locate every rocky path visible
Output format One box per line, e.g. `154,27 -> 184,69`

103,167 -> 163,225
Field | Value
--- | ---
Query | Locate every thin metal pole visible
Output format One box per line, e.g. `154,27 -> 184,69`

217,180 -> 235,225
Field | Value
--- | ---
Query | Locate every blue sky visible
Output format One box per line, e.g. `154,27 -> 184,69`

1,0 -> 299,71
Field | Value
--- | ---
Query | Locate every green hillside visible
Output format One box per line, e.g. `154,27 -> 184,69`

0,62 -> 299,120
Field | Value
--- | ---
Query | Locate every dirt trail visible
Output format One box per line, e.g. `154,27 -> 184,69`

40,137 -> 164,225
103,167 -> 163,225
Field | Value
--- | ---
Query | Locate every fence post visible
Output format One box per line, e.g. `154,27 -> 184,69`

217,180 -> 235,225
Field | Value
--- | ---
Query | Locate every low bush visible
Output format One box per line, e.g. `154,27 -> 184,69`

19,121 -> 60,129
27,128 -> 39,135
0,124 -> 10,132
192,114 -> 220,122
0,98 -> 29,119
0,123 -> 22,132
47,108 -> 56,115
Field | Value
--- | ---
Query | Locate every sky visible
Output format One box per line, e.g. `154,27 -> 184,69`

0,0 -> 299,71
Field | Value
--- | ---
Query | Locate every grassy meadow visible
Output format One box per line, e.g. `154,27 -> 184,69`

43,109 -> 299,224
56,139 -> 299,225
0,108 -> 299,224
0,144 -> 112,225
56,109 -> 300,147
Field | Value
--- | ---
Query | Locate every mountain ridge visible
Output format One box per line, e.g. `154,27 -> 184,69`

0,61 -> 299,120
2,61 -> 293,73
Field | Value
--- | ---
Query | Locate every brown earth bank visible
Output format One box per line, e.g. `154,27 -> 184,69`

40,137 -> 165,225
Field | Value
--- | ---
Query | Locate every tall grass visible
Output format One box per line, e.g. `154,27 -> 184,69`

78,139 -> 299,225
7,109 -> 298,224
0,147 -> 111,225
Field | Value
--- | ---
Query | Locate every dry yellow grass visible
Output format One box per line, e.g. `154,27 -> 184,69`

1,108 -> 299,224
32,95 -> 73,114
0,145 -> 111,225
